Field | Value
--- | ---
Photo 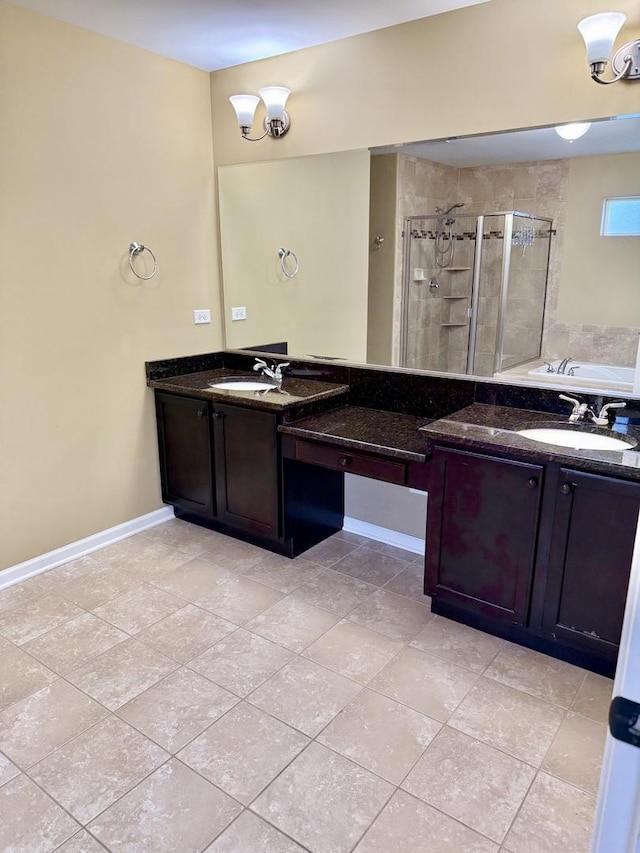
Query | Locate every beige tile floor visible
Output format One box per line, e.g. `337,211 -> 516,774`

0,519 -> 612,853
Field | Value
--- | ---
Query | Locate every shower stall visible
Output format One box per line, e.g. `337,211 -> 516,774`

400,210 -> 553,376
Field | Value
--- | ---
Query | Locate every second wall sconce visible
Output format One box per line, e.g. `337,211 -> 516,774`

578,12 -> 640,84
229,86 -> 291,141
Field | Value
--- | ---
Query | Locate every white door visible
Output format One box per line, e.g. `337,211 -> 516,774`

591,515 -> 640,852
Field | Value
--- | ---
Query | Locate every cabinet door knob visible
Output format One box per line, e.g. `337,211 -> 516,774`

340,456 -> 352,467
560,482 -> 573,495
527,477 -> 538,489
212,412 -> 223,419
197,409 -> 206,418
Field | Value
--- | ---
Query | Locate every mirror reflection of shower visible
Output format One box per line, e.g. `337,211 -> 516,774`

400,210 -> 553,377
434,202 -> 465,268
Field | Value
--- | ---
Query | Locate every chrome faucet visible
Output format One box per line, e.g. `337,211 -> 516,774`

559,394 -> 626,426
557,357 -> 574,375
559,394 -> 590,423
253,358 -> 290,387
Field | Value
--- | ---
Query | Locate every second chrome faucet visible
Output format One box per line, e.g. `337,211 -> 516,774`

559,394 -> 626,426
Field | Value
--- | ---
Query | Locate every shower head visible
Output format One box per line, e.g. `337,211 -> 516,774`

435,202 -> 465,227
435,202 -> 464,219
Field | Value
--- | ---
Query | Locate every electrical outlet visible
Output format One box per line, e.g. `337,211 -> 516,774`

194,309 -> 211,324
231,306 -> 247,321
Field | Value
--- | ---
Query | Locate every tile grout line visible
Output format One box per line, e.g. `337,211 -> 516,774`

395,726 -> 538,848
204,806 -> 315,853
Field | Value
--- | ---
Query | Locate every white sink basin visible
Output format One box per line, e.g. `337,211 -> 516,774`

209,380 -> 277,391
517,428 -> 634,451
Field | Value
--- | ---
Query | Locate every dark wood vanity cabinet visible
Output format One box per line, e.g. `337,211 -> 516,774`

426,445 -> 640,674
155,392 -> 280,541
155,393 -> 215,517
154,392 -> 345,555
425,448 -> 543,625
211,402 -> 279,539
541,468 -> 639,663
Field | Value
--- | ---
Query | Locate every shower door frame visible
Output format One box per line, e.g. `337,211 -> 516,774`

493,212 -> 515,375
466,214 -> 484,374
399,218 -> 414,368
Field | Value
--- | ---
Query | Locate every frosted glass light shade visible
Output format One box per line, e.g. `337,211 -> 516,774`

259,86 -> 291,122
578,12 -> 626,64
229,94 -> 260,129
555,122 -> 592,140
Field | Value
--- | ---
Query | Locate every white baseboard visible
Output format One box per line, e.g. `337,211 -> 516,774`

343,517 -> 425,556
0,507 -> 175,591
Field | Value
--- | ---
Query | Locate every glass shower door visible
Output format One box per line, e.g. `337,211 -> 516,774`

497,214 -> 552,372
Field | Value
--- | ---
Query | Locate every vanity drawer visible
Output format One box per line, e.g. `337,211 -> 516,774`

293,439 -> 407,485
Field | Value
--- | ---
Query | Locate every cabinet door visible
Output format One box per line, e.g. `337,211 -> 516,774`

155,393 -> 214,517
212,403 -> 279,539
542,469 -> 639,660
425,447 -> 543,625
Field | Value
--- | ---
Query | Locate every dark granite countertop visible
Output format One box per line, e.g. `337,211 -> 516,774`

149,368 -> 348,413
420,403 -> 640,479
279,406 -> 432,462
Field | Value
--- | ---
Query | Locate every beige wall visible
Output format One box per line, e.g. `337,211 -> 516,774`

557,153 -> 640,327
218,151 -> 370,361
210,0 -> 640,168
345,475 -> 427,540
0,4 -> 221,571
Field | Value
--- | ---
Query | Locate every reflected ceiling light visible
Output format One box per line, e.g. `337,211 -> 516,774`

577,12 -> 640,84
229,86 -> 291,141
555,122 -> 592,141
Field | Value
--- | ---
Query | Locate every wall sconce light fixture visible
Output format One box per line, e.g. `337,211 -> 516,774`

229,86 -> 291,141
577,12 -> 640,84
555,122 -> 592,141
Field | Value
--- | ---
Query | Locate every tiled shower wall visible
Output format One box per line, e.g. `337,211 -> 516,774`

393,156 -> 459,370
389,155 -> 640,372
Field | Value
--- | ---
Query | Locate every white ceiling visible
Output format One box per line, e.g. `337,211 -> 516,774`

9,0 -> 492,71
373,115 -> 640,166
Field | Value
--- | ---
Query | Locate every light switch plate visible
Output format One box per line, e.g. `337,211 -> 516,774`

231,306 -> 247,321
194,309 -> 211,324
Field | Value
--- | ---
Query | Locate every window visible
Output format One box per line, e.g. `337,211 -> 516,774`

601,197 -> 640,236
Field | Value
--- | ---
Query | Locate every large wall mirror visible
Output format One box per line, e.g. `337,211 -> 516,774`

218,114 -> 640,394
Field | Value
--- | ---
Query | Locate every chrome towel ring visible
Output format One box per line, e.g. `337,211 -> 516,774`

278,247 -> 299,279
129,242 -> 157,280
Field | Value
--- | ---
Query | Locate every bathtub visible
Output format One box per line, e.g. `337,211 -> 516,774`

527,360 -> 634,390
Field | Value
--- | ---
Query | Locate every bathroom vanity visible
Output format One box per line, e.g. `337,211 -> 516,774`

151,364 -> 349,556
147,351 -> 640,677
419,405 -> 640,676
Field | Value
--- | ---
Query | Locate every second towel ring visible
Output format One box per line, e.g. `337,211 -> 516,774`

278,247 -> 299,279
129,242 -> 157,280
